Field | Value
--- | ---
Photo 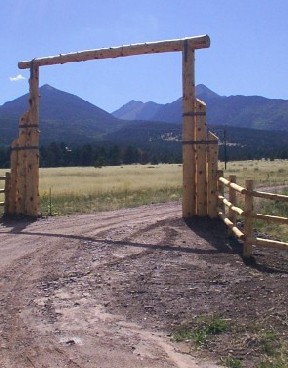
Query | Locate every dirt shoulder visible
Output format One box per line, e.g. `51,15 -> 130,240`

0,202 -> 287,367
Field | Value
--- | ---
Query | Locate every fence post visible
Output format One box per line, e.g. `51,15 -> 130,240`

195,99 -> 207,216
4,172 -> 11,215
207,131 -> 218,218
217,170 -> 224,212
243,179 -> 254,257
182,44 -> 196,218
228,175 -> 237,232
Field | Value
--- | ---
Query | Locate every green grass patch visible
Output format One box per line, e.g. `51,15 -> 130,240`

172,315 -> 229,347
172,317 -> 288,368
256,334 -> 288,368
220,357 -> 243,368
259,330 -> 280,356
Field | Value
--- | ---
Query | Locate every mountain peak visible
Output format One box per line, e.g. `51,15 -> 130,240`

113,99 -> 161,120
40,84 -> 56,91
196,84 -> 221,99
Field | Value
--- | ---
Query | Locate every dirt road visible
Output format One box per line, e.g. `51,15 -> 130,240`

0,202 -> 287,367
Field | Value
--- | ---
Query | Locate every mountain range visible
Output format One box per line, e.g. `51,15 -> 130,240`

0,84 -> 287,150
113,84 -> 288,131
0,84 -> 125,145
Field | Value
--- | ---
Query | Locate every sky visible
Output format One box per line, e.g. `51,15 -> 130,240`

1,0 -> 288,112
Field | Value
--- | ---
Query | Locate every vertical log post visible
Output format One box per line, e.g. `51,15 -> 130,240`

182,41 -> 196,218
243,179 -> 254,258
217,170 -> 224,212
25,64 -> 40,216
4,172 -> 11,214
207,131 -> 219,218
16,113 -> 29,214
195,99 -> 207,216
9,139 -> 19,214
12,64 -> 40,216
228,175 -> 237,229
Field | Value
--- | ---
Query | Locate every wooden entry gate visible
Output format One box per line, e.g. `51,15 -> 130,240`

5,35 -> 219,218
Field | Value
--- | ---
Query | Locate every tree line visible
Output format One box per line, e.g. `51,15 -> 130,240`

0,142 -> 181,169
0,140 -> 288,169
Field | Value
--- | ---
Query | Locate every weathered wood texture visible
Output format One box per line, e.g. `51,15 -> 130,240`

195,100 -> 207,216
182,44 -> 196,217
218,176 -> 247,194
217,171 -> 224,212
25,64 -> 40,216
228,175 -> 237,225
251,190 -> 288,202
243,180 -> 254,257
0,175 -> 5,207
251,238 -> 288,251
217,195 -> 244,216
207,131 -> 219,218
8,66 -> 39,216
4,172 -> 10,213
182,94 -> 218,217
252,213 -> 288,225
182,98 -> 219,217
18,35 -> 210,69
218,210 -> 245,240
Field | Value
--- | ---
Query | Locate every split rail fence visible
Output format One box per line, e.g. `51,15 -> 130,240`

0,173 -> 10,213
217,172 -> 288,257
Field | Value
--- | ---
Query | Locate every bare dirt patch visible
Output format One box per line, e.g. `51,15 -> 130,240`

0,202 -> 287,367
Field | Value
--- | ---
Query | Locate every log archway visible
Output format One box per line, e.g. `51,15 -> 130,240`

7,35 -> 218,218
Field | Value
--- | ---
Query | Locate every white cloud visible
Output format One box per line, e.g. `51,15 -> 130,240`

9,74 -> 26,82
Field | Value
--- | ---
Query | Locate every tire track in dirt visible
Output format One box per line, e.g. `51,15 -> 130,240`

0,202 -> 217,367
0,202 -> 180,269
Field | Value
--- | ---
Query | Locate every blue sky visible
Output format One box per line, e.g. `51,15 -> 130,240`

2,0 -> 288,112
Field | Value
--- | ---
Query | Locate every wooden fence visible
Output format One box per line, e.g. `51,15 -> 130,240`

0,173 -> 10,214
217,172 -> 288,257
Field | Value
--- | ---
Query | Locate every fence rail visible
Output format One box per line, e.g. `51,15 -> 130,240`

0,176 -> 5,206
217,172 -> 288,257
0,173 -> 10,211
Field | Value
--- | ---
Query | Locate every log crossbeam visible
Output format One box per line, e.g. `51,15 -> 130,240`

18,35 -> 210,69
11,34 -> 212,218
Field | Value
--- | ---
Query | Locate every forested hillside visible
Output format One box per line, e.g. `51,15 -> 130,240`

0,84 -> 287,168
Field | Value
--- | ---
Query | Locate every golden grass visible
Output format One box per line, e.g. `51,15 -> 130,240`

36,164 -> 183,215
38,164 -> 182,196
0,160 -> 287,217
220,159 -> 288,187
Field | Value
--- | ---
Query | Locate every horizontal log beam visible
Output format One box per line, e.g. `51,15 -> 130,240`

218,195 -> 245,216
0,189 -> 5,194
0,176 -> 6,180
252,213 -> 288,225
18,35 -> 210,69
249,237 -> 288,251
0,202 -> 4,206
218,177 -> 247,194
218,210 -> 245,240
251,190 -> 288,202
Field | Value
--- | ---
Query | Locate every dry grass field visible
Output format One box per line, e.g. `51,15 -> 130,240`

0,160 -> 287,216
38,164 -> 183,215
219,159 -> 288,187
